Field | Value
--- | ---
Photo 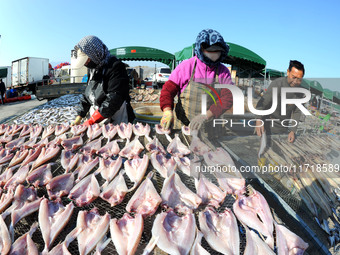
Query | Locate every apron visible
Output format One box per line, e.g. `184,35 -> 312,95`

173,58 -> 220,130
87,69 -> 129,125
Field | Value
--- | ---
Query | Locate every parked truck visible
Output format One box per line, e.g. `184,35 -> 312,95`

0,66 -> 11,88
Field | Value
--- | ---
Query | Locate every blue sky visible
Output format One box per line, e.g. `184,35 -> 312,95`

0,0 -> 339,90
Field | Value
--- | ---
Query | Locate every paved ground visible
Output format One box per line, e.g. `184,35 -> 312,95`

0,98 -> 48,124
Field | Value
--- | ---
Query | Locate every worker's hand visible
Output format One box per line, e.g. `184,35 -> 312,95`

255,119 -> 265,136
190,114 -> 208,131
160,109 -> 173,130
71,116 -> 82,126
83,110 -> 105,126
288,131 -> 295,143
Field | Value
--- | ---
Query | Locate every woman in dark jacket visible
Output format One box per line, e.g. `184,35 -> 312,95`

71,35 -> 135,126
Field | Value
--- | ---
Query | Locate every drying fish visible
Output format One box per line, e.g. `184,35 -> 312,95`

243,225 -> 275,255
145,136 -> 167,155
174,156 -> 191,176
161,172 -> 202,212
150,94 -> 158,101
5,136 -> 27,150
4,164 -> 30,191
0,124 -> 8,135
190,229 -> 209,255
20,136 -> 37,149
80,137 -> 103,155
77,208 -> 110,255
45,227 -> 83,255
30,125 -> 43,139
167,134 -> 191,157
19,124 -> 31,137
0,134 -> 13,144
143,94 -> 151,101
73,154 -> 99,182
215,171 -> 246,195
61,150 -> 80,172
0,168 -> 13,187
0,214 -> 11,255
119,136 -> 144,159
31,145 -> 60,170
203,147 -> 235,168
189,130 -> 212,156
26,163 -> 53,188
71,124 -> 88,137
195,174 -> 226,208
143,208 -> 196,255
68,174 -> 100,207
0,187 -> 14,213
155,124 -> 170,135
118,122 -> 133,140
133,122 -> 151,137
110,213 -> 144,255
126,172 -> 162,217
150,151 -> 177,179
61,135 -> 84,151
46,173 -> 75,200
99,171 -> 128,207
21,146 -> 42,167
275,222 -> 309,255
39,198 -> 75,252
0,149 -> 14,165
55,124 -> 70,136
42,125 -> 56,139
8,148 -> 29,167
94,236 -> 111,255
9,222 -> 39,255
233,188 -> 274,248
102,123 -> 118,141
97,139 -> 121,159
87,123 -> 102,141
96,156 -> 122,184
124,154 -> 149,191
199,207 -> 240,255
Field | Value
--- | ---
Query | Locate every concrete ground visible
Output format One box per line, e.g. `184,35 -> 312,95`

0,98 -> 47,124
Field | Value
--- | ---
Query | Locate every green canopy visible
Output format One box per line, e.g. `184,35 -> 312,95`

0,67 -> 8,78
301,79 -> 323,95
323,88 -> 334,100
110,46 -> 175,69
262,68 -> 285,78
174,42 -> 266,70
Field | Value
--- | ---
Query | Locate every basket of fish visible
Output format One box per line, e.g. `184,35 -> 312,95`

0,111 -> 315,255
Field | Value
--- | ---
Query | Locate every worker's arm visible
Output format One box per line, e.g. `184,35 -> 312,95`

160,80 -> 180,111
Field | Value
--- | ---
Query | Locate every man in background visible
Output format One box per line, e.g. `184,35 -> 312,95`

0,79 -> 6,104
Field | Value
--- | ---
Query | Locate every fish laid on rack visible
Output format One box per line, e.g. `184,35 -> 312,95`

258,131 -> 267,159
54,124 -> 70,136
102,123 -> 118,141
199,207 -> 240,255
31,145 -> 60,170
117,122 -> 133,140
145,136 -> 167,155
46,173 -> 75,200
190,130 -> 212,156
95,156 -> 122,184
150,152 -> 177,178
126,172 -> 162,217
174,156 -> 191,176
41,125 -> 56,140
133,122 -> 151,137
4,164 -> 30,191
161,172 -> 202,212
143,208 -> 196,255
99,171 -> 128,207
21,146 -> 42,167
73,154 -> 99,183
76,208 -> 110,255
0,148 -> 14,165
71,124 -> 88,137
61,150 -> 80,172
39,198 -> 75,252
0,213 -> 11,254
0,188 -> 14,213
110,213 -> 144,255
195,174 -> 226,208
97,139 -> 121,159
119,136 -> 144,159
26,163 -> 53,188
190,229 -> 209,255
166,134 -> 191,157
124,154 -> 149,191
9,222 -> 39,255
68,174 -> 100,207
5,136 -> 28,150
155,124 -> 170,135
87,123 -> 102,141
8,149 -> 29,168
243,225 -> 275,255
80,137 -> 103,155
61,135 -> 84,151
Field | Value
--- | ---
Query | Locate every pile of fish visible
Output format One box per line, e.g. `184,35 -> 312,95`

261,133 -> 340,248
129,88 -> 159,102
10,94 -> 81,126
0,121 -> 310,254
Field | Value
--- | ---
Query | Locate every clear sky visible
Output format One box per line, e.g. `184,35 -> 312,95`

0,0 -> 339,90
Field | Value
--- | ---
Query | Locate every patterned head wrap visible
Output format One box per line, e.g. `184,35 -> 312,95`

194,29 -> 229,67
74,35 -> 111,69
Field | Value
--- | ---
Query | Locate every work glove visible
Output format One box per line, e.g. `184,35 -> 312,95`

189,114 -> 208,131
160,109 -> 173,130
71,116 -> 82,126
83,110 -> 105,126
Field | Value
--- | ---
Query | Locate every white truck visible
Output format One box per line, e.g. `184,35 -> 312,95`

11,57 -> 50,87
0,66 -> 11,88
